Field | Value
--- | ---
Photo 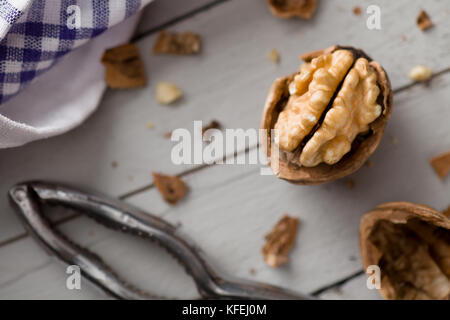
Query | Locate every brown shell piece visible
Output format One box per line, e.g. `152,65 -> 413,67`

417,10 -> 433,31
152,172 -> 188,205
262,214 -> 299,268
360,202 -> 450,300
101,43 -> 146,89
429,150 -> 450,180
260,45 -> 393,184
267,0 -> 317,19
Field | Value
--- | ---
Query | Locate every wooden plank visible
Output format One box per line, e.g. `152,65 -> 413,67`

1,0 -> 449,245
2,70 -> 450,298
135,0 -> 218,36
1,0 -> 450,299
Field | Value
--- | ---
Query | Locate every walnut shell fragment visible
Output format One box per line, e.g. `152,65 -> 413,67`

429,150 -> 450,180
267,0 -> 317,19
360,202 -> 450,300
417,10 -> 433,31
261,45 -> 393,184
152,172 -> 188,205
262,214 -> 299,268
153,31 -> 201,55
101,43 -> 146,89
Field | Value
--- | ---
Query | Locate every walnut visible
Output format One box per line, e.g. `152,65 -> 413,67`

360,202 -> 450,300
267,0 -> 317,19
262,214 -> 299,268
261,46 -> 392,184
153,31 -> 201,55
101,43 -> 146,89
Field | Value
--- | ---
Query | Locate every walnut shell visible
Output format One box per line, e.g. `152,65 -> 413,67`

266,0 -> 317,20
260,45 -> 393,184
360,202 -> 450,300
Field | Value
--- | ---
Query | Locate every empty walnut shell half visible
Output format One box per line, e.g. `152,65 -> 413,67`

261,45 -> 393,184
360,202 -> 450,300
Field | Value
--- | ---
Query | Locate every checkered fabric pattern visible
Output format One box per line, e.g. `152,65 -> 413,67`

0,0 -> 149,104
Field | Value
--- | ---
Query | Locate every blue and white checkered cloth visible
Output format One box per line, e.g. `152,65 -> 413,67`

0,0 -> 150,104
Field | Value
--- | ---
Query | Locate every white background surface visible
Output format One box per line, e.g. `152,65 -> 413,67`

0,0 -> 449,299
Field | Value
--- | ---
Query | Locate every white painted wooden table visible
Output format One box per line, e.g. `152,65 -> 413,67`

1,0 -> 450,300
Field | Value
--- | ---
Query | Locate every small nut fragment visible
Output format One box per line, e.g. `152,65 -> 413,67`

153,31 -> 201,55
202,120 -> 221,136
409,65 -> 432,82
262,214 -> 299,268
152,172 -> 188,205
429,150 -> 450,180
268,49 -> 280,64
360,202 -> 450,300
261,45 -> 392,184
267,0 -> 317,19
101,43 -> 146,89
417,10 -> 433,31
156,82 -> 183,105
353,6 -> 362,15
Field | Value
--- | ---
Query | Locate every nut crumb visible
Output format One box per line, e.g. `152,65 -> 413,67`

164,131 -> 172,139
365,160 -> 374,168
267,0 -> 317,19
353,6 -> 361,15
268,49 -> 280,64
202,120 -> 221,136
145,121 -> 154,129
345,179 -> 355,189
429,150 -> 450,180
417,10 -> 433,31
101,43 -> 146,89
152,172 -> 188,204
409,65 -> 432,82
249,268 -> 256,275
262,214 -> 299,268
153,31 -> 201,55
111,161 -> 118,168
156,82 -> 182,105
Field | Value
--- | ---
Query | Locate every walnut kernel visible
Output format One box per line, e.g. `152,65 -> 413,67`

409,65 -> 432,82
261,46 -> 392,184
